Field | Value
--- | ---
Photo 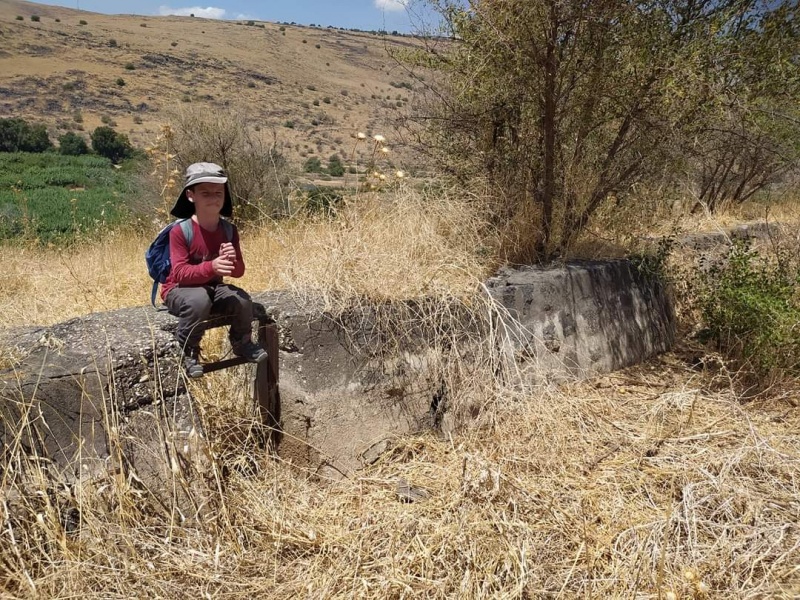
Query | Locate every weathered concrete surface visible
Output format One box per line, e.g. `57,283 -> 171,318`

250,293 -> 447,477
2,259 -> 676,489
0,308 -> 213,519
675,221 -> 786,252
486,260 -> 674,379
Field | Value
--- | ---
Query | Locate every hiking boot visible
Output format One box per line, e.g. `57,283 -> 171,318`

231,339 -> 268,364
183,346 -> 204,378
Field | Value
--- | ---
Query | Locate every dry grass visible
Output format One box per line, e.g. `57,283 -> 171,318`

2,350 -> 798,598
2,185 -> 800,597
0,185 -> 497,329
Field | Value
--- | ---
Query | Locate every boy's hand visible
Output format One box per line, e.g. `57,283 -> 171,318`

220,242 -> 237,261
212,255 -> 235,276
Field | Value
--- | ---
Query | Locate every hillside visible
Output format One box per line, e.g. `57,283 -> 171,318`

0,0 -> 423,170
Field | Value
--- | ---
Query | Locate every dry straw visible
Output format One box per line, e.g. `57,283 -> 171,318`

2,168 -> 799,597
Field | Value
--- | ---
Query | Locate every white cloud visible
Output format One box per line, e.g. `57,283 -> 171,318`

158,6 -> 227,19
374,0 -> 407,12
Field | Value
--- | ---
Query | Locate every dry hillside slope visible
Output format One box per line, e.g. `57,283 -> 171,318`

0,0 -> 422,167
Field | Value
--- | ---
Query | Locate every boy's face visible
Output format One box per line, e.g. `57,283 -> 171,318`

187,182 -> 225,217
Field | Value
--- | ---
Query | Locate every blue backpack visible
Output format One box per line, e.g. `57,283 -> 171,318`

145,218 -> 233,307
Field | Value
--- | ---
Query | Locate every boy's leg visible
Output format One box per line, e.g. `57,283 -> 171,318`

166,286 -> 214,348
211,284 -> 267,363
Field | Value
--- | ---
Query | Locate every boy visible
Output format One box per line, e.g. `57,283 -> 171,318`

162,162 -> 267,378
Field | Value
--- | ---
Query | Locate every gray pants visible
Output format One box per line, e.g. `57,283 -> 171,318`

165,284 -> 255,351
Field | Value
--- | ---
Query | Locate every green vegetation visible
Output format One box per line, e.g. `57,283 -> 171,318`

79,19 -> 87,25
327,154 -> 344,177
697,240 -> 800,380
90,126 -> 133,163
0,153 -> 132,243
57,132 -> 89,156
416,0 -> 800,260
30,15 -> 40,22
304,186 -> 343,216
303,156 -> 323,173
0,118 -> 52,153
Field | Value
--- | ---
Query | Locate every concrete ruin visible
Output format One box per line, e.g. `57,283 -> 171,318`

1,258 -> 676,513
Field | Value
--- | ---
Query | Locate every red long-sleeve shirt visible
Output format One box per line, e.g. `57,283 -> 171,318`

160,219 -> 245,301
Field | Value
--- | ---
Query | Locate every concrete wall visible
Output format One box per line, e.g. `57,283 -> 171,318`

1,258 -> 675,493
487,260 -> 674,380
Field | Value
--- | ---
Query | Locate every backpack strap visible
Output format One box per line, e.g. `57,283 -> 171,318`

151,219 -> 194,309
219,217 -> 233,241
179,218 -> 194,247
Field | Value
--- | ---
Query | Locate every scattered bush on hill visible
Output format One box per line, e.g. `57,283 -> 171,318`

304,156 -> 322,173
91,126 -> 133,163
58,132 -> 89,156
0,118 -> 52,153
327,154 -> 345,177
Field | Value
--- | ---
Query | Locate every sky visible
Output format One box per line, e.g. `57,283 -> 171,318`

26,0 -> 441,34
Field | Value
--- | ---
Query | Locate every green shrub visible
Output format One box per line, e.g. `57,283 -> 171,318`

140,23 -> 147,28
279,26 -> 285,31
171,41 -> 178,47
58,132 -> 89,156
312,99 -> 320,106
108,38 -> 117,47
283,120 -> 294,129
327,154 -> 344,177
55,18 -> 60,23
90,126 -> 133,163
116,77 -> 126,87
322,97 -> 331,104
124,62 -> 135,70
247,81 -> 256,88
15,15 -> 23,20
304,187 -> 343,216
303,156 -> 322,173
30,15 -> 40,22
79,19 -> 87,25
0,118 -> 52,153
697,240 -> 800,379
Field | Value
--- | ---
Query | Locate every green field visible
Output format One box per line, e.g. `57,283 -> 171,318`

0,152 -> 135,244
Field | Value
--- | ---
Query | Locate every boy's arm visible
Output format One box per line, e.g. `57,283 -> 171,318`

169,223 -> 217,284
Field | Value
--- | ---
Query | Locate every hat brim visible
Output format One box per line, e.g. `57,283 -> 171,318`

170,181 -> 233,219
187,175 -> 227,186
